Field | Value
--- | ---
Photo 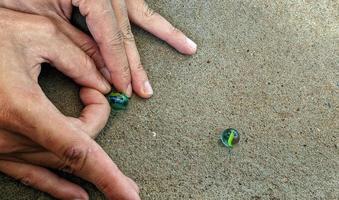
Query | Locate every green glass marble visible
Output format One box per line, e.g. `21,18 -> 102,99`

220,128 -> 240,148
107,92 -> 129,110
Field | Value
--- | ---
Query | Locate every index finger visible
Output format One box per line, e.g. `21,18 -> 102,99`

72,0 -> 132,96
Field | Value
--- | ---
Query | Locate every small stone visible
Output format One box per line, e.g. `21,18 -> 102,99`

107,92 -> 129,110
220,128 -> 240,148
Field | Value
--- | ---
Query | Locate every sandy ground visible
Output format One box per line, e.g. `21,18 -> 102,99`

0,0 -> 338,199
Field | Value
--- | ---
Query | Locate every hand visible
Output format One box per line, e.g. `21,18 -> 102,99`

0,9 -> 140,199
0,0 -> 197,98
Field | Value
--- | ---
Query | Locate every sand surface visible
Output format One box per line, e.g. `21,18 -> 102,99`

0,0 -> 338,199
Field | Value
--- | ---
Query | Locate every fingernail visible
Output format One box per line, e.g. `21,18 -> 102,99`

125,83 -> 132,97
186,37 -> 197,52
143,81 -> 153,96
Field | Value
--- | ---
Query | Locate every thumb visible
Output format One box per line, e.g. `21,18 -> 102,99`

3,84 -> 139,199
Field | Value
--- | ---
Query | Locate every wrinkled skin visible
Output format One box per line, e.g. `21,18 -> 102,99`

0,1 -> 197,199
0,0 -> 197,98
0,8 -> 141,200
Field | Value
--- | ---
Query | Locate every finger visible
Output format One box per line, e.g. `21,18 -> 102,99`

43,28 -> 111,94
72,0 -> 132,97
7,151 -> 77,173
54,18 -> 111,80
111,0 -> 153,98
0,160 -> 89,200
6,88 -> 139,199
68,88 -> 110,138
10,151 -> 141,200
126,0 -> 197,55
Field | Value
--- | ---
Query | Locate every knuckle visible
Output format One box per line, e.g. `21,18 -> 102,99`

120,20 -> 134,41
19,173 -> 35,187
139,3 -> 158,27
142,2 -> 155,18
110,64 -> 130,82
98,29 -> 125,52
38,17 -> 59,36
53,156 -> 70,172
170,26 -> 182,36
107,30 -> 124,49
136,63 -> 144,71
100,3 -> 114,17
110,63 -> 130,80
121,64 -> 131,79
134,63 -> 145,73
81,54 -> 95,72
97,178 -> 111,195
61,145 -> 89,174
79,40 -> 99,59
64,55 -> 94,80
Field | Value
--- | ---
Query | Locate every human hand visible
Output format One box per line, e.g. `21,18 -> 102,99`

0,0 -> 197,98
0,8 -> 140,199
